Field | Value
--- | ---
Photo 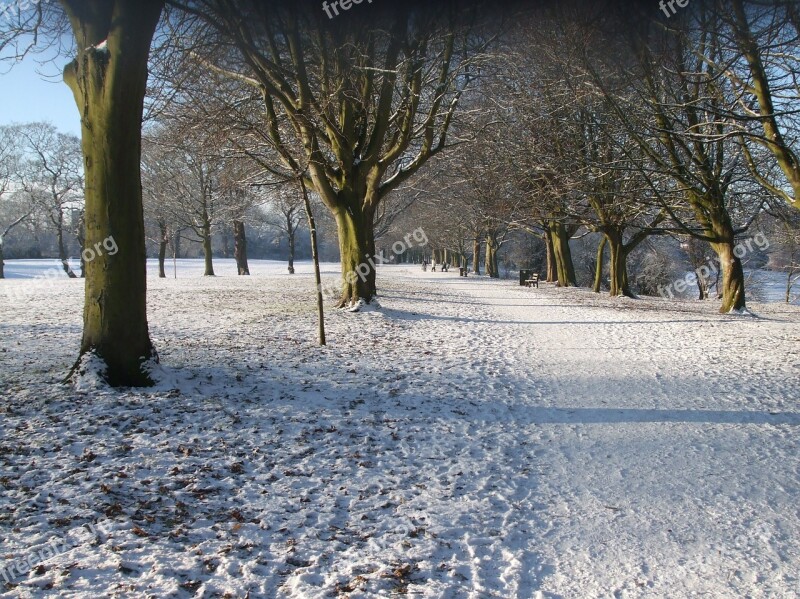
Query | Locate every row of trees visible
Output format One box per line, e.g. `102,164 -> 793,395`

391,1 -> 800,314
2,0 -> 799,386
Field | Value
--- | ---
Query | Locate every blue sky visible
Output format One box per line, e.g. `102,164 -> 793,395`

0,55 -> 81,136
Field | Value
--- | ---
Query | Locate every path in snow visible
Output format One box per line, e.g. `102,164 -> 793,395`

400,271 -> 800,598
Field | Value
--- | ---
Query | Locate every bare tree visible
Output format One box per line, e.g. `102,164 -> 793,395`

722,0 -> 800,211
15,122 -> 83,277
167,1 -> 489,306
0,126 -> 31,279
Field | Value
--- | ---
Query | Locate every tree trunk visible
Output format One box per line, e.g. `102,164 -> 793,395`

485,235 -> 500,278
0,241 -> 5,279
63,0 -> 163,387
57,220 -> 78,278
544,230 -> 557,283
233,220 -> 250,275
201,212 -> 215,277
697,275 -> 709,300
593,236 -> 607,293
334,205 -> 375,307
287,213 -> 296,274
472,236 -> 481,275
711,240 -> 747,312
77,211 -> 86,278
549,221 -> 577,287
158,220 -> 168,279
606,229 -> 634,298
301,179 -> 326,345
691,195 -> 747,313
220,226 -> 231,258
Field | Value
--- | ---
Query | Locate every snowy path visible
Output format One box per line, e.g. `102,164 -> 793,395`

408,273 -> 800,598
1,261 -> 799,598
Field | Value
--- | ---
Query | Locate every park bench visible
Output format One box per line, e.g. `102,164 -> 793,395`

524,273 -> 540,288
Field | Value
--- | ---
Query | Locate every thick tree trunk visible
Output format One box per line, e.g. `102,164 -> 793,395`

692,196 -> 747,312
158,220 -> 168,279
76,211 -> 86,278
63,0 -> 163,387
593,236 -> 607,293
473,236 -> 481,275
712,240 -> 747,312
549,221 -> 577,287
233,220 -> 250,276
544,230 -> 557,283
0,242 -> 4,279
606,229 -> 634,298
334,206 -> 375,307
485,235 -> 500,278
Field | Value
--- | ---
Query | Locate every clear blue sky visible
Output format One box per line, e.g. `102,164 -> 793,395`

0,55 -> 81,136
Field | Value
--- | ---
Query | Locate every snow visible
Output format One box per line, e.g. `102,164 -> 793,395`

1,260 -> 799,598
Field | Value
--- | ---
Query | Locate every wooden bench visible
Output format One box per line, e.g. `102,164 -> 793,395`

524,273 -> 540,288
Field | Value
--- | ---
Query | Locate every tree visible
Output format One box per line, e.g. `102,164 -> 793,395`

584,4 -> 763,312
143,124 -> 252,277
61,0 -> 165,385
15,122 -> 84,278
261,186 -> 305,275
170,1 -> 487,306
2,0 -> 166,384
0,126 -> 30,279
723,0 -> 800,211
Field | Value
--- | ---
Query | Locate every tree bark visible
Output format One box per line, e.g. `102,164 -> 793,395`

287,212 -> 296,274
690,194 -> 747,313
605,229 -> 634,298
76,210 -> 86,278
544,229 -> 557,283
472,236 -> 481,275
233,219 -> 250,275
712,240 -> 747,312
201,210 -> 215,277
301,178 -> 325,345
593,236 -> 607,293
485,234 -> 500,278
549,221 -> 577,287
0,241 -> 4,279
62,0 -> 163,387
334,205 -> 375,307
57,218 -> 78,278
158,220 -> 168,279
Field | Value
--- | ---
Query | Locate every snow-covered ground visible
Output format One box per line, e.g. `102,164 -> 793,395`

1,260 -> 799,598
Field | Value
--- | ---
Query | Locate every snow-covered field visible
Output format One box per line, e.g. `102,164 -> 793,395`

1,260 -> 799,598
